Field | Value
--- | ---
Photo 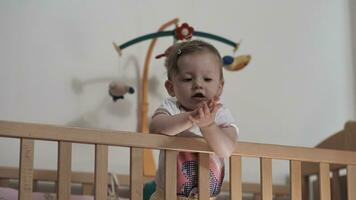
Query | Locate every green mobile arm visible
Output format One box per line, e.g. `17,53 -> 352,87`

117,30 -> 238,51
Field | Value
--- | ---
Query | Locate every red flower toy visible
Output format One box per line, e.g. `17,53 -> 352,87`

175,23 -> 194,40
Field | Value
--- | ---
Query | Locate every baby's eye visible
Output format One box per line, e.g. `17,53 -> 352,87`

182,78 -> 192,82
204,78 -> 212,82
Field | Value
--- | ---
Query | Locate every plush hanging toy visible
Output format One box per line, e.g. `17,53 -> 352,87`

108,81 -> 135,101
222,55 -> 251,71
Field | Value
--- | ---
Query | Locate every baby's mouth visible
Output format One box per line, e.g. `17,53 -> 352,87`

192,93 -> 206,100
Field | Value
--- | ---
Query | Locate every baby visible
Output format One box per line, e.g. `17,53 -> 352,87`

149,40 -> 239,200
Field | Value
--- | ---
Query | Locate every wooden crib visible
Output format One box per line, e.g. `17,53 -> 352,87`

0,167 -> 293,200
302,121 -> 356,199
0,120 -> 355,200
0,167 -> 290,199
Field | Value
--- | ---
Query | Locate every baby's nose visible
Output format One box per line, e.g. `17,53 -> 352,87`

193,80 -> 203,88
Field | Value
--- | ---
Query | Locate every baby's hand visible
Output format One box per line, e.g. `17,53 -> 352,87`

189,100 -> 221,128
207,98 -> 220,112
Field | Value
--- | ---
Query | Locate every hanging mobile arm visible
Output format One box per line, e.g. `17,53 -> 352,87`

118,31 -> 175,50
114,23 -> 239,53
193,31 -> 239,50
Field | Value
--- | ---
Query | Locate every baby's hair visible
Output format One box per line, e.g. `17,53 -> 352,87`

164,40 -> 223,80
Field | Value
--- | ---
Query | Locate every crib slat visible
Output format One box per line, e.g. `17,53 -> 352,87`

260,158 -> 272,200
230,155 -> 242,200
347,165 -> 356,200
57,142 -> 72,200
319,163 -> 331,200
290,160 -> 301,200
95,144 -> 108,200
130,147 -> 143,200
19,138 -> 34,200
199,153 -> 210,200
82,183 -> 93,195
165,150 -> 178,199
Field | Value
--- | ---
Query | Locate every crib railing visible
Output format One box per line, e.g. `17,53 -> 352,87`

0,120 -> 356,200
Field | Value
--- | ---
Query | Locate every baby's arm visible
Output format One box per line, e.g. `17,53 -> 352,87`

189,101 -> 238,158
149,112 -> 194,136
200,123 -> 237,158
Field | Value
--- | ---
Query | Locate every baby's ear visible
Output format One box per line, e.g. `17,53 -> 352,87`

165,80 -> 175,97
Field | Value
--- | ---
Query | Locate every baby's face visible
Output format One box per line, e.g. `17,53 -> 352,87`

166,52 -> 224,110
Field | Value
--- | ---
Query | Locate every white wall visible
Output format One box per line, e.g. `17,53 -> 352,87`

350,0 -> 356,106
0,0 -> 355,184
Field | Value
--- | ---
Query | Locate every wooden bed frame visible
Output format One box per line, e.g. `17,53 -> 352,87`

0,166 -> 136,197
0,120 -> 355,200
0,166 -> 290,199
301,121 -> 356,200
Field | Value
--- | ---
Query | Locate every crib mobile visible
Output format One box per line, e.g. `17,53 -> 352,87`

110,18 -> 251,176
